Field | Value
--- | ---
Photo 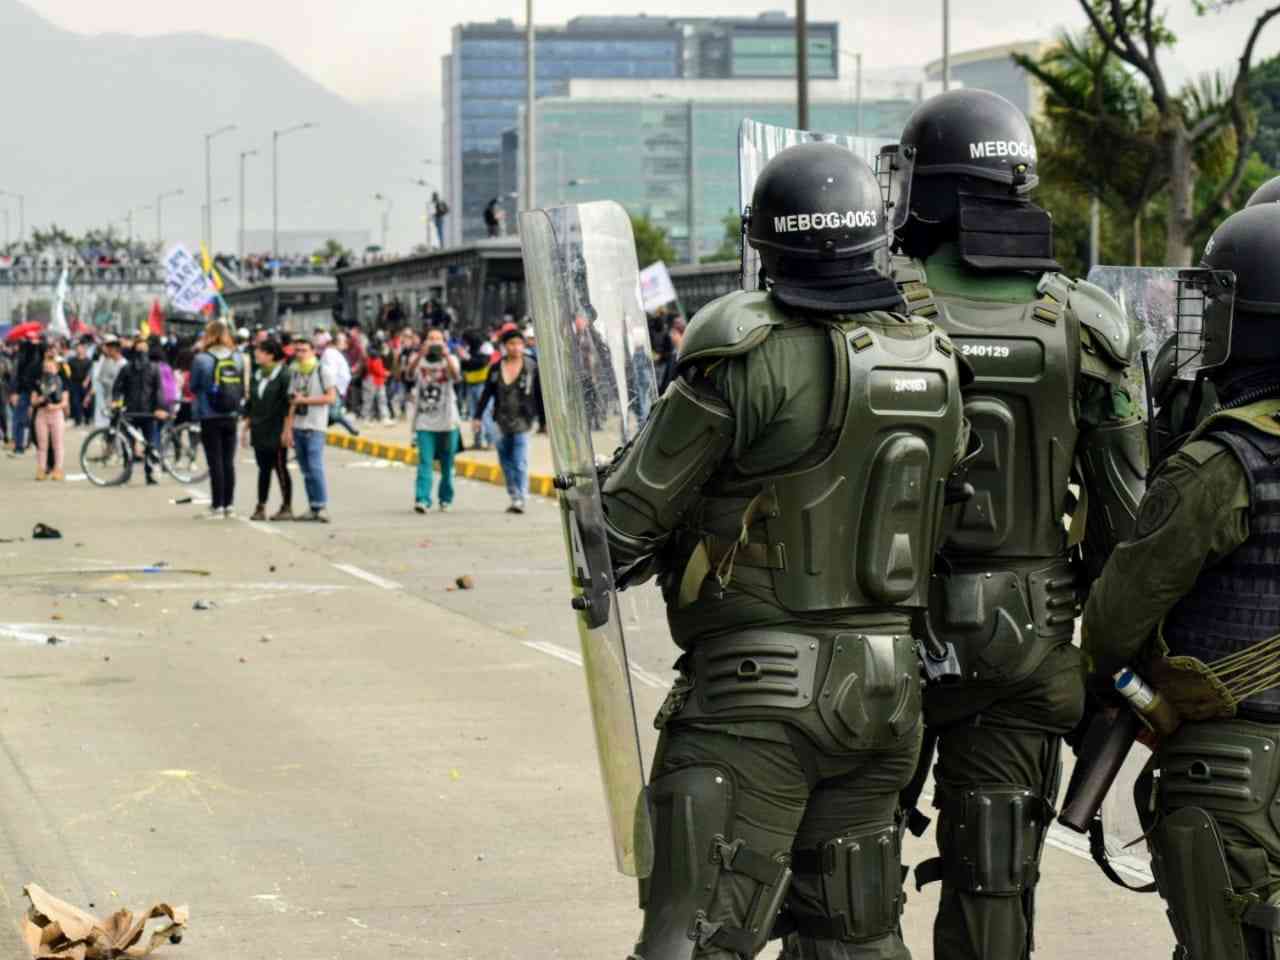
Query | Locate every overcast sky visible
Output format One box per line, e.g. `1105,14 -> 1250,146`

26,0 -> 1280,106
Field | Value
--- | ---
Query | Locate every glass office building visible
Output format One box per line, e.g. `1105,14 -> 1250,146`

444,14 -> 839,245
516,95 -> 915,263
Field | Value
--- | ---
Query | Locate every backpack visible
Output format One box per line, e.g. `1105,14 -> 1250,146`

209,353 -> 245,414
158,363 -> 178,408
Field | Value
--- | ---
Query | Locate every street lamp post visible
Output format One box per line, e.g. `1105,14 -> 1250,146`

155,188 -> 183,250
0,190 -> 25,244
942,0 -> 951,91
204,125 -> 237,252
273,122 -> 318,260
525,0 -> 536,212
410,178 -> 438,248
1,209 -> 8,248
796,0 -> 809,129
372,193 -> 393,251
239,149 -> 258,263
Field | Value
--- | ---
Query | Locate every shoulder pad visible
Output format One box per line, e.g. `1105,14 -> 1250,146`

889,254 -> 928,287
1069,277 -> 1134,367
678,290 -> 784,366
1175,438 -> 1233,467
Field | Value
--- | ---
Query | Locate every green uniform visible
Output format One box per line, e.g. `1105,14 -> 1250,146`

893,244 -> 1147,960
1083,399 -> 1280,960
602,290 -> 967,959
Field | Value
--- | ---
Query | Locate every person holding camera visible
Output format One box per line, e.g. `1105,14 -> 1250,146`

31,350 -> 70,481
408,326 -> 461,513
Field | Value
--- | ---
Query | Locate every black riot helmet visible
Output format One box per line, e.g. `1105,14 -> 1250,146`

746,141 -> 904,314
1176,204 -> 1280,385
888,89 -> 1059,272
1246,174 -> 1280,208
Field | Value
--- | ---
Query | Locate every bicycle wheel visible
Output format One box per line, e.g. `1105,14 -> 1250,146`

160,422 -> 208,484
80,428 -> 132,486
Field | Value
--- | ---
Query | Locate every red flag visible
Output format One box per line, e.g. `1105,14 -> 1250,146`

147,300 -> 166,337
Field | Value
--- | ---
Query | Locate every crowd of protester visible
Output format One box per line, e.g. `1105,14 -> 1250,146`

3,297 -> 686,522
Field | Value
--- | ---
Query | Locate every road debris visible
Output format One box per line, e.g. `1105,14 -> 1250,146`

455,575 -> 475,590
32,523 -> 62,540
192,600 -> 214,611
23,883 -> 188,959
46,636 -> 61,646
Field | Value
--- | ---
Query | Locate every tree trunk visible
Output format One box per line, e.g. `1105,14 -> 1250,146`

1133,211 -> 1143,266
1165,124 -> 1196,266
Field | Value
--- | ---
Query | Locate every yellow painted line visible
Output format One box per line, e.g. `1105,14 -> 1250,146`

325,430 -> 557,499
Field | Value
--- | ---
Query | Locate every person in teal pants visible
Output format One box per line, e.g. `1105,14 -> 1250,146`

409,327 -> 462,513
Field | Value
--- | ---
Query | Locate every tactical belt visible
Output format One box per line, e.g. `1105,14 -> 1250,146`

1227,892 -> 1280,935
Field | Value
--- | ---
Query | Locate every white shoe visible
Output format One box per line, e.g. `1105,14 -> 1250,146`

222,507 -> 236,519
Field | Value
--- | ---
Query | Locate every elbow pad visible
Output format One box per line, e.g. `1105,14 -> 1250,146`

601,375 -> 734,571
1076,417 -> 1148,581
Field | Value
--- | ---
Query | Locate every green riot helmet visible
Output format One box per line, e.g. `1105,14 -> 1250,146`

887,89 -> 1059,271
746,141 -> 905,314
1246,174 -> 1280,207
1176,204 -> 1280,380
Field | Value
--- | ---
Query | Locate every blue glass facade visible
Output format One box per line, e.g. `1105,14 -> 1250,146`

453,24 -> 680,242
447,15 -> 840,245
523,98 -> 916,263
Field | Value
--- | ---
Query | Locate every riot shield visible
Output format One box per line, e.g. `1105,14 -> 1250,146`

519,200 -> 658,878
738,118 -> 892,289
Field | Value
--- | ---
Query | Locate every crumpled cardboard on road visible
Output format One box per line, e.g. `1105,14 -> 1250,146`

22,884 -> 188,959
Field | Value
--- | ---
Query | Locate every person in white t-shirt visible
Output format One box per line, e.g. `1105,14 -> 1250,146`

407,326 -> 462,513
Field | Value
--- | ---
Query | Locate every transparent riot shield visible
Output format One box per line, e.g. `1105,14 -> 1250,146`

1085,266 -> 1183,405
519,200 -> 658,878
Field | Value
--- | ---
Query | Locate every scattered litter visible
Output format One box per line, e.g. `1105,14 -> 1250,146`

260,634 -> 272,643
171,497 -> 193,505
0,537 -> 24,544
50,614 -> 63,622
104,657 -> 110,663
191,600 -> 214,611
455,575 -> 475,590
417,540 -> 433,549
476,853 -> 486,862
32,523 -> 62,540
269,565 -> 277,573
449,769 -> 461,781
22,883 -> 188,959
151,562 -> 169,569
238,657 -> 247,664
46,636 -> 61,646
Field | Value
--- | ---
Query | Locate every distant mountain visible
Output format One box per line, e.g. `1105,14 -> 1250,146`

0,0 -> 433,255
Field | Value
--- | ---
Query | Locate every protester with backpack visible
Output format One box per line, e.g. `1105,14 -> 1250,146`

189,319 -> 245,519
285,338 -> 337,523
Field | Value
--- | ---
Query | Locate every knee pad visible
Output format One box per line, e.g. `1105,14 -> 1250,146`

788,824 -> 905,943
1148,806 -> 1266,960
634,764 -> 792,960
922,784 -> 1051,895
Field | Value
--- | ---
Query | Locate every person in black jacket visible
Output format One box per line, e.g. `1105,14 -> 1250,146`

472,327 -> 541,513
243,338 -> 293,521
8,334 -> 45,455
112,341 -> 167,485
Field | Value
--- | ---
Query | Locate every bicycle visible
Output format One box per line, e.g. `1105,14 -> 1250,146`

80,408 -> 207,486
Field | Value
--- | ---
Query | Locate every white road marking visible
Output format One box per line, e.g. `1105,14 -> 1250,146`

332,563 -> 402,591
522,640 -> 584,667
237,516 -> 281,536
523,640 -> 669,690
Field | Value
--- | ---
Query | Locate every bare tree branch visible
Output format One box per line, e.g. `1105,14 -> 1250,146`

1190,3 -> 1280,235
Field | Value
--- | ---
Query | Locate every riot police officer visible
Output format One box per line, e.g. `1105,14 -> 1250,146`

883,89 -> 1148,959
600,142 -> 969,959
1082,202 -> 1280,960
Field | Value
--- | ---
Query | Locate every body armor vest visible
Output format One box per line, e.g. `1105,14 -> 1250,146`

898,263 -> 1084,685
707,313 -> 965,615
1163,419 -> 1280,718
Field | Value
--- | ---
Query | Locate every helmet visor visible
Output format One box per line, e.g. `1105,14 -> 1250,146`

874,144 -> 915,234
1175,268 -> 1235,379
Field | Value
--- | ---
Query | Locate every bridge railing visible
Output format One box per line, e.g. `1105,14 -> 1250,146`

0,262 -> 166,287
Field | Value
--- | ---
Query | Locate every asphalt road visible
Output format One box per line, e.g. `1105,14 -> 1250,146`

0,430 -> 1169,959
